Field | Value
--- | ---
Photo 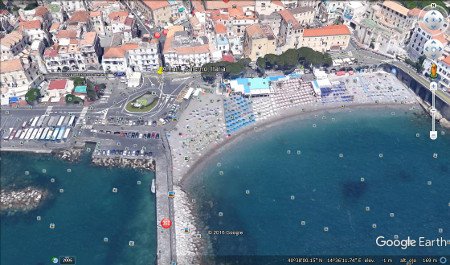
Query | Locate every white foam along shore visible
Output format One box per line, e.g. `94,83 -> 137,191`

170,91 -> 431,262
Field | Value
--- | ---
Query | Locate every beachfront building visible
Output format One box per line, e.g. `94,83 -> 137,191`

0,58 -> 42,105
0,31 -> 27,61
243,24 -> 276,62
301,24 -> 351,52
102,43 -> 138,73
437,56 -> 450,92
406,22 -> 449,61
127,35 -> 160,71
228,77 -> 272,96
163,26 -> 211,68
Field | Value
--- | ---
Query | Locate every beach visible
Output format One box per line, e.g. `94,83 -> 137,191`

167,71 -> 437,261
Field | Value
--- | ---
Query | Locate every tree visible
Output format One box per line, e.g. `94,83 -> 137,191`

0,1 -> 7,10
71,77 -> 85,87
25,88 -> 41,104
24,1 -> 38,10
65,94 -> 83,104
264,54 -> 278,69
201,63 -> 218,83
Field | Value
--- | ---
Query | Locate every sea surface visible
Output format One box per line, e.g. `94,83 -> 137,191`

186,107 -> 450,260
0,149 -> 156,265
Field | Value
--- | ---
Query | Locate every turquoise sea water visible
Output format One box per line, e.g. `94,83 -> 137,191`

0,150 -> 156,265
186,107 -> 450,259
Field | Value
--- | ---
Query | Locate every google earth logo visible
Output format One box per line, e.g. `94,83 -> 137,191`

51,257 -> 59,264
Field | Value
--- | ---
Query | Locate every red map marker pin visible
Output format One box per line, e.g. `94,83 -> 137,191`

223,0 -> 230,3
161,218 -> 172,229
154,32 -> 161,39
162,29 -> 169,36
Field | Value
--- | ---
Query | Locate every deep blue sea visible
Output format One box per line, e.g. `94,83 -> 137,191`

0,150 -> 156,265
186,107 -> 450,259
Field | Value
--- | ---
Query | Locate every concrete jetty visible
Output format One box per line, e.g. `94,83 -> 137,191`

155,133 -> 177,264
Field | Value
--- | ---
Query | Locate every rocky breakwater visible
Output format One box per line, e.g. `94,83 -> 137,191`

1,187 -> 49,216
54,148 -> 83,162
92,156 -> 156,171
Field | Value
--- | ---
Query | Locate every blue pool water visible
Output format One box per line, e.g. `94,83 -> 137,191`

0,150 -> 156,265
186,107 -> 450,258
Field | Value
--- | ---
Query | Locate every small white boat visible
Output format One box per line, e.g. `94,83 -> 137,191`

151,179 -> 156,194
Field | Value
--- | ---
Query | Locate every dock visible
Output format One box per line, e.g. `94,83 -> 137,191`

155,133 -> 177,264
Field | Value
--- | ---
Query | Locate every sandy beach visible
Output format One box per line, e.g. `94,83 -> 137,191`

167,71 -> 438,262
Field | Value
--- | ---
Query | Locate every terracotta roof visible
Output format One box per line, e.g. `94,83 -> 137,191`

215,22 -> 227,34
103,43 -> 139,58
222,53 -> 235,62
48,79 -> 67,90
279,9 -> 300,29
0,31 -> 23,48
272,0 -> 284,7
68,11 -> 90,24
245,24 -> 274,39
418,22 -> 448,44
382,1 -> 409,17
0,10 -> 9,16
34,6 -> 49,17
50,22 -> 60,32
190,15 -> 200,27
143,0 -> 170,10
19,20 -> 42,30
175,44 -> 210,55
56,30 -> 77,39
44,47 -> 58,57
80,32 -> 97,46
205,0 -> 255,10
192,0 -> 205,12
303,24 -> 351,37
408,8 -> 424,18
209,10 -> 230,21
108,11 -> 129,21
90,11 -> 101,17
124,17 -> 134,26
442,56 -> 450,66
0,59 -> 23,74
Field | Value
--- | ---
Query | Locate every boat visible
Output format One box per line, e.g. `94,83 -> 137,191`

151,179 -> 156,194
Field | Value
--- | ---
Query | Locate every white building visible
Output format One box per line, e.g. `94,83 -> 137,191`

255,0 -> 285,16
102,43 -> 138,73
0,58 -> 42,105
18,20 -> 49,44
89,11 -> 106,36
407,22 -> 448,61
127,36 -> 160,71
437,56 -> 450,92
0,31 -> 27,61
163,26 -> 211,68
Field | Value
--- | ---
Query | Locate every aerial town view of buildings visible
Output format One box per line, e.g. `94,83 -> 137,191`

1,0 -> 450,264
